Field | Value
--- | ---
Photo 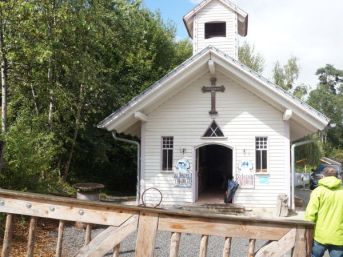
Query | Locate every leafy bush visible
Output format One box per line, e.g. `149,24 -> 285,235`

0,113 -> 62,193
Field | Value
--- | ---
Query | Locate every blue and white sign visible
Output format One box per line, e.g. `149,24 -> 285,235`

174,159 -> 192,188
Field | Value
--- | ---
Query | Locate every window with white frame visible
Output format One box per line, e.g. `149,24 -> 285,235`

162,137 -> 173,171
255,137 -> 268,172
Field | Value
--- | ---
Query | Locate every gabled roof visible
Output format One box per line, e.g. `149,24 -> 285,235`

183,0 -> 248,38
98,46 -> 330,140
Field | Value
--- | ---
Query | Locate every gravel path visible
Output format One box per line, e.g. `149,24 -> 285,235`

49,226 -> 266,257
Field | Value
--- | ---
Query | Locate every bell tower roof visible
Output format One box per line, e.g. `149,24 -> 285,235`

183,0 -> 248,38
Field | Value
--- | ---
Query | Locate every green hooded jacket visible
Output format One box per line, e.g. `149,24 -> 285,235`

305,176 -> 343,246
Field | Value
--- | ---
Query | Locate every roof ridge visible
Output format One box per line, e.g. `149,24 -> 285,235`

208,46 -> 330,122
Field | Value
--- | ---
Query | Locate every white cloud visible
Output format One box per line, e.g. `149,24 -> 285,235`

190,0 -> 203,4
233,0 -> 343,87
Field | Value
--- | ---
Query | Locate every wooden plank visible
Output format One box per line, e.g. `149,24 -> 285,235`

112,244 -> 120,257
0,189 -> 314,228
292,228 -> 309,257
135,212 -> 159,257
26,216 -> 37,257
255,228 -> 296,257
248,239 -> 255,257
0,197 -> 135,226
1,214 -> 14,257
199,235 -> 208,257
169,232 -> 181,257
84,224 -> 92,245
305,228 -> 313,256
55,220 -> 65,257
75,215 -> 137,257
158,215 -> 292,240
222,237 -> 232,257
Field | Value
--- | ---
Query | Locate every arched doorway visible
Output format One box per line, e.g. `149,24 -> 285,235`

195,144 -> 233,202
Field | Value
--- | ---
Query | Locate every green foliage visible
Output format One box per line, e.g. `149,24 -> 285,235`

238,41 -> 264,73
295,137 -> 322,167
0,0 -> 192,194
273,57 -> 299,91
0,111 -> 62,192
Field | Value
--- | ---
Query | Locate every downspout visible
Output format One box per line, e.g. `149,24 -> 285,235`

112,131 -> 141,205
290,140 -> 313,210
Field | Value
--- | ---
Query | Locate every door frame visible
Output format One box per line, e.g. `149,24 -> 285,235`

192,142 -> 235,202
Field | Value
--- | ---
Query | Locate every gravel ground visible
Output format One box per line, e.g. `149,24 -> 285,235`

49,226 -> 267,257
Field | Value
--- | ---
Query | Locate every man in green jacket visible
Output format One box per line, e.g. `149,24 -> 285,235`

305,166 -> 343,257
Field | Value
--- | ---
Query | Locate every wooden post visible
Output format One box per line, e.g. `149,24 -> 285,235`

112,244 -> 120,257
222,237 -> 232,257
169,232 -> 181,257
84,224 -> 92,245
26,217 -> 37,257
199,235 -> 208,257
55,220 -> 65,257
292,228 -> 309,257
248,239 -> 256,257
135,212 -> 159,257
1,214 -> 14,257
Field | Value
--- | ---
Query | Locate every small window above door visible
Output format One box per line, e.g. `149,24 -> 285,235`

203,120 -> 224,137
205,22 -> 226,39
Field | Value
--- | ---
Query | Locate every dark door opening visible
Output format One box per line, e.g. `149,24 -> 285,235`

197,145 -> 232,201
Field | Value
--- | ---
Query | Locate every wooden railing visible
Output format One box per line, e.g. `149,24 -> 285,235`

0,189 -> 313,257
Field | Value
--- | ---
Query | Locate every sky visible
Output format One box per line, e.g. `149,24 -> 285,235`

142,0 -> 343,87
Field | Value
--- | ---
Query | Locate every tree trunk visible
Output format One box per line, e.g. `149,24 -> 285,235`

62,84 -> 84,181
0,12 -> 8,133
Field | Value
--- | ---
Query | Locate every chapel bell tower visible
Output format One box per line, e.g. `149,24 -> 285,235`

183,0 -> 248,59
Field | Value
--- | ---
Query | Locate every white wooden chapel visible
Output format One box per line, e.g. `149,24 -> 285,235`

99,0 -> 329,209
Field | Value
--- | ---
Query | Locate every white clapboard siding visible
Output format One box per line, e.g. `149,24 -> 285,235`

141,71 -> 290,208
194,0 -> 238,58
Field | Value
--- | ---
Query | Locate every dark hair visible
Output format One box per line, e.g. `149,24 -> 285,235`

323,166 -> 338,178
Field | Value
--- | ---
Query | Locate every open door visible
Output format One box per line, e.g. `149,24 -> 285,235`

196,144 -> 232,202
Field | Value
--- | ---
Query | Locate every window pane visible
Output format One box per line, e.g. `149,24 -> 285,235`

162,150 -> 167,170
205,22 -> 226,39
167,149 -> 173,170
256,150 -> 261,171
262,150 -> 267,170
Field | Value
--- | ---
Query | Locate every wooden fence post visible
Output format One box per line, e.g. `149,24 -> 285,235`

1,214 -> 14,257
26,216 -> 37,257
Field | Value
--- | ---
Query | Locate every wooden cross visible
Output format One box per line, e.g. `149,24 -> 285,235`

202,77 -> 225,115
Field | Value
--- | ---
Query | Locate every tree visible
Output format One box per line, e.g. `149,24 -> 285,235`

0,0 -> 193,193
238,41 -> 264,73
315,64 -> 343,95
272,57 -> 299,91
307,64 -> 343,156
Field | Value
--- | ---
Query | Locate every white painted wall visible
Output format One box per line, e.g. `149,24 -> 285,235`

193,0 -> 238,59
141,71 -> 290,208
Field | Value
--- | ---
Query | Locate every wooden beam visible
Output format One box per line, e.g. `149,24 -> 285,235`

0,196 -> 136,226
255,228 -> 296,257
135,212 -> 159,257
84,224 -> 92,246
199,235 -> 208,257
169,232 -> 181,257
292,228 -> 310,257
283,109 -> 293,121
208,59 -> 215,75
75,215 -> 138,257
248,239 -> 256,257
222,237 -> 232,257
55,220 -> 65,257
159,215 -> 293,241
134,111 -> 148,122
112,244 -> 120,257
1,214 -> 14,257
26,216 -> 37,257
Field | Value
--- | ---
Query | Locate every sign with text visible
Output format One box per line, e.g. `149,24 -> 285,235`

174,159 -> 192,188
236,160 -> 255,188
